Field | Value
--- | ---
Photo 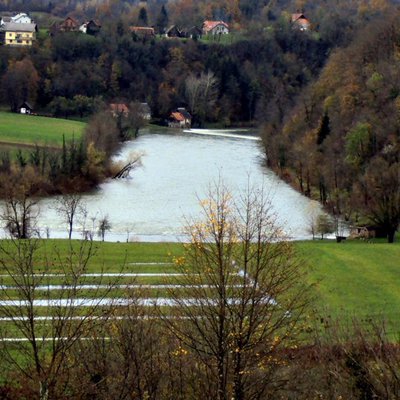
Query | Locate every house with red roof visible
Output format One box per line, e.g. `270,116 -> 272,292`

168,108 -> 192,128
291,13 -> 310,31
110,103 -> 129,117
202,20 -> 229,35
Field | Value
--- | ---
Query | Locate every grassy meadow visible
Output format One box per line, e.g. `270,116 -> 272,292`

0,239 -> 399,337
0,111 -> 85,148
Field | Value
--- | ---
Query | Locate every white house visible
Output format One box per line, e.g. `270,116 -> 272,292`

12,13 -> 32,24
202,20 -> 229,35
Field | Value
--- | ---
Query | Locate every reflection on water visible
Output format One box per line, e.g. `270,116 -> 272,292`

28,130 -> 318,242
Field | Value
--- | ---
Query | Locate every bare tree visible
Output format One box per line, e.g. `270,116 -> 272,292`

55,194 -> 85,240
97,215 -> 112,241
0,169 -> 40,239
1,194 -> 39,239
162,181 -> 310,400
185,71 -> 218,126
0,238 -> 116,400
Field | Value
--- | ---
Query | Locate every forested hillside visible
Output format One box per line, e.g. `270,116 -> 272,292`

262,13 -> 400,242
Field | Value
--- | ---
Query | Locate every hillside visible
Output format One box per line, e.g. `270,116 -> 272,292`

262,14 -> 400,242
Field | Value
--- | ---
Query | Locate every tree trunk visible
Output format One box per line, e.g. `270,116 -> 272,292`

39,381 -> 49,400
388,228 -> 396,243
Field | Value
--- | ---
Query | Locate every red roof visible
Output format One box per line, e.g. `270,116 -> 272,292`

291,13 -> 310,26
203,20 -> 229,33
170,112 -> 185,122
110,103 -> 129,114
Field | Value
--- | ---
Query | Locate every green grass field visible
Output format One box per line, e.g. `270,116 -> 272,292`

0,239 -> 399,336
300,240 -> 400,324
0,112 -> 85,147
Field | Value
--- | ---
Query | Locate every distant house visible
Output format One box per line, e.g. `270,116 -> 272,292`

19,101 -> 33,114
49,17 -> 80,35
79,20 -> 101,35
110,103 -> 129,117
185,26 -> 202,39
165,25 -> 183,38
130,26 -> 155,38
168,108 -> 191,128
59,17 -> 79,32
291,13 -> 311,31
11,13 -> 32,24
139,103 -> 151,120
0,22 -> 37,46
202,20 -> 229,35
1,13 -> 32,25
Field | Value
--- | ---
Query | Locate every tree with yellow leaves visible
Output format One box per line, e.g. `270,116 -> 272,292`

162,180 -> 310,400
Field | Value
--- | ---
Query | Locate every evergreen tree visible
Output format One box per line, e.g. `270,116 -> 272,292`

138,7 -> 148,26
156,5 -> 168,34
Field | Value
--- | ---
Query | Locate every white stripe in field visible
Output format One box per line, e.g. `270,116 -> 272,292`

0,273 -> 192,278
128,262 -> 174,265
0,284 -> 238,291
184,129 -> 261,141
0,297 -> 276,307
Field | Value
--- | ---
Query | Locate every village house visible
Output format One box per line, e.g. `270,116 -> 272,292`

202,20 -> 229,35
130,26 -> 155,38
168,108 -> 192,129
165,25 -> 183,38
291,13 -> 311,31
139,103 -> 151,120
19,101 -> 34,114
185,26 -> 202,39
110,103 -> 129,117
0,21 -> 37,46
79,20 -> 101,35
1,12 -> 32,25
50,17 -> 79,35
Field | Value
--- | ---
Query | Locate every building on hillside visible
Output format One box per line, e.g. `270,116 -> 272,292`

79,20 -> 101,35
53,17 -> 79,34
168,108 -> 191,128
11,13 -> 32,24
110,103 -> 129,117
139,103 -> 151,120
19,101 -> 34,114
185,26 -> 202,39
202,20 -> 229,35
291,13 -> 311,31
1,12 -> 32,25
130,26 -> 155,38
165,25 -> 183,38
0,22 -> 37,46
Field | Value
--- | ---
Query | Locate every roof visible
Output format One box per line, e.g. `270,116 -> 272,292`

291,13 -> 310,26
291,13 -> 306,22
61,17 -> 79,26
20,101 -> 33,109
0,22 -> 36,32
130,26 -> 155,34
177,108 -> 191,120
203,20 -> 229,32
110,103 -> 129,114
170,112 -> 185,122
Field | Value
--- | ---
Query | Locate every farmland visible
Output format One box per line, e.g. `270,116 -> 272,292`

0,239 -> 399,333
0,112 -> 85,148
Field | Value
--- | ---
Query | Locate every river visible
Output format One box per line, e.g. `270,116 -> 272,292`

29,129 -> 318,242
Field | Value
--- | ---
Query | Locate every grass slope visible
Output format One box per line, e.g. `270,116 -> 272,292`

0,239 -> 399,327
300,240 -> 400,326
0,112 -> 85,147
